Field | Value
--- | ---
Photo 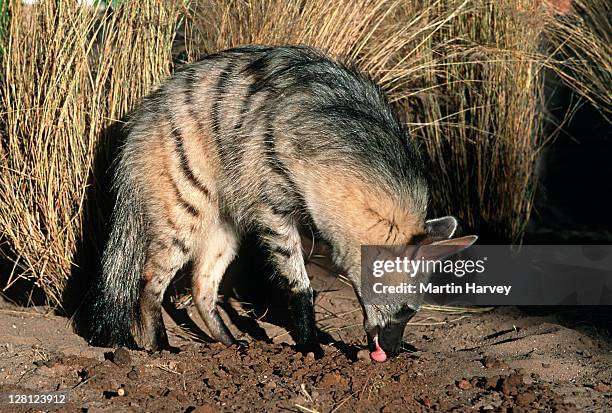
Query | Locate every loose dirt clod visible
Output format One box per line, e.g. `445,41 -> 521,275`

356,349 -> 371,363
482,355 -> 509,369
481,376 -> 501,390
318,372 -> 348,389
112,348 -> 132,367
456,379 -> 472,390
516,391 -> 536,406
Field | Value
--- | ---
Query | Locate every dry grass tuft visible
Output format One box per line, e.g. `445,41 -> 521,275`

401,1 -> 550,241
544,0 -> 611,122
0,1 -> 180,308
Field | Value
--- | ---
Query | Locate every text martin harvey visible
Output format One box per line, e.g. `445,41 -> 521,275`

372,282 -> 512,296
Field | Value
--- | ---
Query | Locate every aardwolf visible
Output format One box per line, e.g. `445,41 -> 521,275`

87,45 -> 476,360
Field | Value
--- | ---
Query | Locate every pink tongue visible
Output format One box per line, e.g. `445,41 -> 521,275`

370,335 -> 387,362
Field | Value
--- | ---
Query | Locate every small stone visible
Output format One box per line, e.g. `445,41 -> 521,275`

506,373 -> 523,387
541,362 -> 550,368
356,349 -> 371,363
418,395 -> 432,408
484,375 -> 500,390
127,369 -> 139,380
483,355 -> 509,369
516,391 -> 536,406
113,347 -> 132,366
117,388 -> 126,397
318,372 -> 348,388
457,379 -> 472,390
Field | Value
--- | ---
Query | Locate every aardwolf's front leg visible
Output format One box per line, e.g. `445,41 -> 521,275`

259,214 -> 317,350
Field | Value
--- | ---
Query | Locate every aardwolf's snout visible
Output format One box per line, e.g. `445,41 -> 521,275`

367,322 -> 407,362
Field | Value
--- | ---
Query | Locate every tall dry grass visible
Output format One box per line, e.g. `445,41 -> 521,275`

0,1 -> 180,307
401,1 -> 550,240
544,0 -> 611,122
0,0 -> 609,307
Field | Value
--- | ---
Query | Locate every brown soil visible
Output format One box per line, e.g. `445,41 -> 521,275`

0,265 -> 610,412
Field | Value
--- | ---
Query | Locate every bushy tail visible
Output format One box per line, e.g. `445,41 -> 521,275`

87,171 -> 148,348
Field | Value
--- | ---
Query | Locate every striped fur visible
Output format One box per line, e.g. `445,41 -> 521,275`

86,45 -> 474,357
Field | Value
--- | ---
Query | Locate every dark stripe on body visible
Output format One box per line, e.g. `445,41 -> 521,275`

209,60 -> 241,171
260,193 -> 296,216
167,112 -> 211,198
259,109 -> 312,223
149,239 -> 168,252
183,66 -> 209,134
261,111 -> 304,198
169,176 -> 200,217
271,245 -> 293,259
210,62 -> 235,142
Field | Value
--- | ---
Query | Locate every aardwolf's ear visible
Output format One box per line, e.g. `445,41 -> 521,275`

417,235 -> 479,261
425,216 -> 458,239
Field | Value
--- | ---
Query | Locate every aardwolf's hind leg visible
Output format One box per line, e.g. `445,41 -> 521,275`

192,221 -> 240,346
136,237 -> 189,351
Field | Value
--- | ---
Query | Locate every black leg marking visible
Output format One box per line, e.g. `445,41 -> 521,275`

151,311 -> 170,350
257,214 -> 317,353
289,288 -> 317,348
